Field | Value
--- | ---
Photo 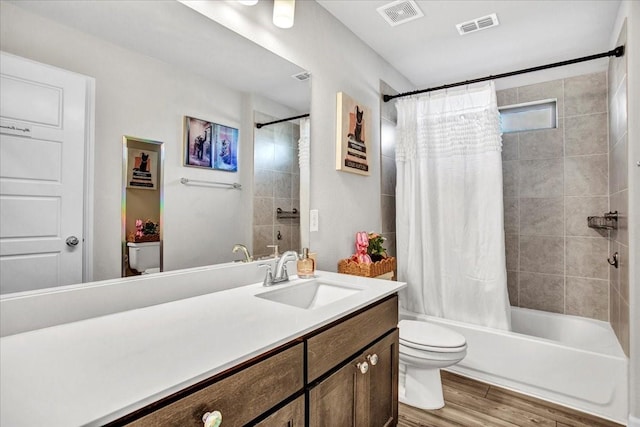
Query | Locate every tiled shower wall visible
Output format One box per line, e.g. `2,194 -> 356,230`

253,112 -> 300,259
380,80 -> 398,257
608,20 -> 630,356
498,71 -> 611,321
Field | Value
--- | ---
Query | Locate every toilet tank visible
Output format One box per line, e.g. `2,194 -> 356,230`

127,241 -> 160,273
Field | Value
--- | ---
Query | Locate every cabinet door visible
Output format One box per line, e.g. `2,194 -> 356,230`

364,329 -> 399,427
253,395 -> 305,427
309,359 -> 364,427
309,329 -> 399,427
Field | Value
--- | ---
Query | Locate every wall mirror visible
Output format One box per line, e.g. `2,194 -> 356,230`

1,1 -> 311,285
122,136 -> 164,277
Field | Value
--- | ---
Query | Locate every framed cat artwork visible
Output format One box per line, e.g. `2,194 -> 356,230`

127,148 -> 158,190
335,92 -> 371,176
183,116 -> 239,172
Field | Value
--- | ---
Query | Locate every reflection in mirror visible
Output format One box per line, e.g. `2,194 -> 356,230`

0,0 -> 311,284
122,136 -> 164,277
252,113 -> 303,259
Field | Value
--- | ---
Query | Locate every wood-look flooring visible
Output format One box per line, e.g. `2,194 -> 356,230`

398,371 -> 623,427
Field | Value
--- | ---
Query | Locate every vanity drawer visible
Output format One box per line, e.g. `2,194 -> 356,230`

253,395 -> 305,427
129,342 -> 304,427
307,295 -> 398,383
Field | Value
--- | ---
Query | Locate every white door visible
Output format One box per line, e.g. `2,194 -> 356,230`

0,52 -> 88,294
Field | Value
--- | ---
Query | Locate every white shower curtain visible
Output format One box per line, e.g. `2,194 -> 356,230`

395,82 -> 511,330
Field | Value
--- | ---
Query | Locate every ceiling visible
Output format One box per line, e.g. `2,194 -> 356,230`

317,0 -> 622,90
9,1 -> 622,101
8,0 -> 310,112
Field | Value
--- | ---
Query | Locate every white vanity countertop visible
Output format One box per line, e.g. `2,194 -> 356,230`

0,270 -> 405,426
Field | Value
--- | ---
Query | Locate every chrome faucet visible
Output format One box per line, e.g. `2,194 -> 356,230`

273,250 -> 299,283
258,263 -> 274,287
260,250 -> 298,286
232,244 -> 253,262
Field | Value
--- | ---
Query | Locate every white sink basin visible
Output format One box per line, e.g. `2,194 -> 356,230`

255,280 -> 364,309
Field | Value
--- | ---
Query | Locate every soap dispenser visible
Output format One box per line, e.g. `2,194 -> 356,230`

297,248 -> 315,278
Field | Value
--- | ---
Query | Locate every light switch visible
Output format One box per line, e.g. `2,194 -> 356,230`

310,209 -> 319,232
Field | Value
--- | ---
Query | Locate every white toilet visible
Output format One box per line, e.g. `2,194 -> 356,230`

398,319 -> 467,410
127,241 -> 160,274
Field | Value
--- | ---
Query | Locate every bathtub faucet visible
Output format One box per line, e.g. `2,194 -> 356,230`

232,244 -> 253,262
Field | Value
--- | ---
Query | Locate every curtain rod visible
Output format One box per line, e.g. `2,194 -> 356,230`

383,45 -> 625,103
255,113 -> 310,129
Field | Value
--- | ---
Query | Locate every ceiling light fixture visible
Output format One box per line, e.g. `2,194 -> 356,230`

273,0 -> 295,29
237,0 -> 259,5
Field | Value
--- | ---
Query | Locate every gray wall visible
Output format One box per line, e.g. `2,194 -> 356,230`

380,80 -> 398,258
253,112 -> 301,258
608,20 -> 630,357
498,71 -> 611,322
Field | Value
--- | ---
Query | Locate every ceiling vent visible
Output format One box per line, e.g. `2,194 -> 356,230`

292,71 -> 311,81
456,13 -> 499,35
377,0 -> 424,27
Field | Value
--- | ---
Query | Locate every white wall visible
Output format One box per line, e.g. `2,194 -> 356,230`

611,1 -> 640,423
0,2 -> 266,280
181,0 -> 415,270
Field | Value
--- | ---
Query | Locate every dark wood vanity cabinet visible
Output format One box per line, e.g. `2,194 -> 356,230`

307,295 -> 399,383
306,295 -> 399,426
308,324 -> 399,427
127,343 -> 304,427
254,395 -> 305,427
119,294 -> 398,427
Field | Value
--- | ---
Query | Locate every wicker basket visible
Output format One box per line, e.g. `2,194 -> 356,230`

133,235 -> 160,243
338,257 -> 396,278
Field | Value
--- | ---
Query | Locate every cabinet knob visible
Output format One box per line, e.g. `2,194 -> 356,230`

356,361 -> 369,374
202,410 -> 222,427
367,354 -> 379,366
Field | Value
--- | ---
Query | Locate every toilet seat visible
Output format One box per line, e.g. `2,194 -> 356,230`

401,340 -> 466,353
399,320 -> 466,353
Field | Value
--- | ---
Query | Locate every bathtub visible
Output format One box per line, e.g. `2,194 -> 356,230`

401,307 -> 628,424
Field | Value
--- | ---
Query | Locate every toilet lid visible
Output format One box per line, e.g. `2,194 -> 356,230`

399,320 -> 466,349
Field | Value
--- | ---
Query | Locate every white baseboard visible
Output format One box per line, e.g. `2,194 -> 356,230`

629,414 -> 640,427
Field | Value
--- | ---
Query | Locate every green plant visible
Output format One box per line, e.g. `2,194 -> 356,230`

136,219 -> 159,237
367,232 -> 386,258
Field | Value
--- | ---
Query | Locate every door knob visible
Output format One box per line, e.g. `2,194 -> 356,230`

66,236 -> 80,247
356,361 -> 369,374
